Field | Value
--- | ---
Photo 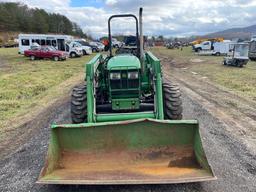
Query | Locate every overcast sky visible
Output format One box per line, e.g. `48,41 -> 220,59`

2,0 -> 256,38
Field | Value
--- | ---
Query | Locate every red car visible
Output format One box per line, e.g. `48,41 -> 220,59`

24,46 -> 68,61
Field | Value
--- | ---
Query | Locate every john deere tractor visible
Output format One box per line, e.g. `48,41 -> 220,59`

38,8 -> 215,185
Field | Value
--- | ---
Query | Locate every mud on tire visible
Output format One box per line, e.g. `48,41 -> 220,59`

163,80 -> 183,120
71,85 -> 87,123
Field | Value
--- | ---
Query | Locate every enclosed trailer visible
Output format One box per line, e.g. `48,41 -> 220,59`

213,40 -> 232,56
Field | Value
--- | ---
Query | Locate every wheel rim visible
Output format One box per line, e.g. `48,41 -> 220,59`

54,57 -> 58,61
31,56 -> 35,60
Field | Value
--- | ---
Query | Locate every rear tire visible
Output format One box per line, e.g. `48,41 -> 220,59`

163,81 -> 183,120
71,85 -> 87,123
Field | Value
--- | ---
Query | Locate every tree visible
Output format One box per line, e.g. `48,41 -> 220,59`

0,2 -> 87,37
31,9 -> 49,33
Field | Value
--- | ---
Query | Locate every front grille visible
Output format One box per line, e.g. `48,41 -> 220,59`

110,79 -> 121,89
110,70 -> 139,90
128,79 -> 139,88
110,79 -> 139,89
110,70 -> 140,99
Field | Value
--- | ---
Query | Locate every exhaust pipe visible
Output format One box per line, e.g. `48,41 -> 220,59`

139,7 -> 144,73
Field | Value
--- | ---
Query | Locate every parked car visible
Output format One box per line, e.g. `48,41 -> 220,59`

95,42 -> 105,51
112,38 -> 123,48
74,40 -> 98,53
89,41 -> 104,51
24,46 -> 68,61
69,41 -> 92,55
65,43 -> 83,58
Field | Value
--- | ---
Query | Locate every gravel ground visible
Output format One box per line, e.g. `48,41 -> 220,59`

1,55 -> 256,191
1,87 -> 255,192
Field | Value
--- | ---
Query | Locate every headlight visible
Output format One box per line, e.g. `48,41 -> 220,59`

128,71 -> 139,79
110,72 -> 121,80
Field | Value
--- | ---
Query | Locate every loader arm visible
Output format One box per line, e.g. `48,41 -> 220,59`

85,51 -> 164,123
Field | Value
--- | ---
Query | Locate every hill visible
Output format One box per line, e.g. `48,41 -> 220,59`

202,24 -> 256,40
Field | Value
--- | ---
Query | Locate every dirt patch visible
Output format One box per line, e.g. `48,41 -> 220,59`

0,56 -> 10,69
189,59 -> 204,63
161,57 -> 189,68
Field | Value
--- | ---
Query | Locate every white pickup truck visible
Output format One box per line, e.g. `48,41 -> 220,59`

194,41 -> 213,52
69,41 -> 92,55
65,43 -> 83,58
112,38 -> 123,48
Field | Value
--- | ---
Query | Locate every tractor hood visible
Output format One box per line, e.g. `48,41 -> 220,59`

107,54 -> 141,70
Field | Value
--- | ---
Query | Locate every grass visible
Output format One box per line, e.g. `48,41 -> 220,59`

1,46 -> 256,129
152,46 -> 256,101
0,48 -> 94,127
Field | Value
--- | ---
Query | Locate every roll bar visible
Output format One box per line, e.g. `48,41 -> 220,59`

108,14 -> 140,57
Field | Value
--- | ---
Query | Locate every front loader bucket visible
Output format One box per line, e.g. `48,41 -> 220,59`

38,119 -> 216,185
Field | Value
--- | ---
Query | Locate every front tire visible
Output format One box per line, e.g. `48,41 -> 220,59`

30,55 -> 36,60
53,56 -> 59,61
70,52 -> 76,58
163,81 -> 183,120
71,85 -> 87,123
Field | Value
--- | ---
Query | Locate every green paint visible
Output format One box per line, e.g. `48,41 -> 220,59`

85,54 -> 103,123
107,54 -> 141,70
156,73 -> 164,119
112,98 -> 140,110
96,112 -> 155,122
86,75 -> 94,123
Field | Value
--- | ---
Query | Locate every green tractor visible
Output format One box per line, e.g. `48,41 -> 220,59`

38,8 -> 215,185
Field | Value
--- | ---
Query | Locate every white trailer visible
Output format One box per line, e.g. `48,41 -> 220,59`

197,40 -> 232,56
18,34 -> 73,54
213,40 -> 231,56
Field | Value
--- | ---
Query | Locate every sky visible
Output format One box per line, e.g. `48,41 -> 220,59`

2,0 -> 256,38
